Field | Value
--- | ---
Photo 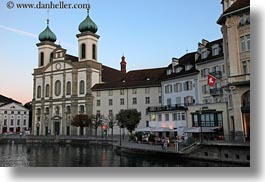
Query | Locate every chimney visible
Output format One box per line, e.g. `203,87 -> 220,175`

120,55 -> 127,75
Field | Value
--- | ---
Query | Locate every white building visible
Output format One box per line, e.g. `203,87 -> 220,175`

147,52 -> 199,138
0,95 -> 29,134
92,58 -> 166,134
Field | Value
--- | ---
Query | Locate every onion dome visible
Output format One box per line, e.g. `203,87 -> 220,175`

38,19 -> 57,42
78,9 -> 98,34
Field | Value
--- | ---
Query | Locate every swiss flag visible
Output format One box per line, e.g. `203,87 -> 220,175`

208,74 -> 217,87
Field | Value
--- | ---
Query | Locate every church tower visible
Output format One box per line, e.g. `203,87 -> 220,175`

77,4 -> 100,61
36,18 -> 58,67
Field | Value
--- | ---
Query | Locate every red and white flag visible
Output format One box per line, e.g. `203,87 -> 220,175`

208,74 -> 217,87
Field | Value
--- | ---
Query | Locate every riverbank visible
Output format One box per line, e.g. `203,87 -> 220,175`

0,135 -> 250,166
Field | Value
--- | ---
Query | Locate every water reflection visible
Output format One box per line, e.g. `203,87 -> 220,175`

0,144 -> 245,167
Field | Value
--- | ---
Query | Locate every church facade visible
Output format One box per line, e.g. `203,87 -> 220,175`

32,7 -> 104,136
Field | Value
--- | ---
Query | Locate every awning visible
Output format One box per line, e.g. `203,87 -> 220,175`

184,127 -> 218,133
136,127 -> 177,132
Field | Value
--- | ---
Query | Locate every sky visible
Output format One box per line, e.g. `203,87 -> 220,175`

1,0 -> 224,104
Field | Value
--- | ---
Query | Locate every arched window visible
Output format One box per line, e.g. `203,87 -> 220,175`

92,44 -> 97,60
79,80 -> 85,94
81,44 -> 86,59
40,52 -> 44,66
55,80 -> 61,96
37,86 -> 41,98
66,81 -> 71,95
45,84 -> 50,97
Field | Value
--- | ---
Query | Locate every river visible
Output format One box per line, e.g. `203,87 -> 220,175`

0,144 -> 244,167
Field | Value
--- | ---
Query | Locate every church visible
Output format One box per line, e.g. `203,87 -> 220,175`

32,6 -> 118,135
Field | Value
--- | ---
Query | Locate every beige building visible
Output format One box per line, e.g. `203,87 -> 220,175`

217,0 -> 250,141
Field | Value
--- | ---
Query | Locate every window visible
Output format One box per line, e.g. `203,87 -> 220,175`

132,89 -> 137,94
97,91 -> 101,97
96,100 -> 101,106
174,83 -> 182,92
201,68 -> 209,78
79,80 -> 85,95
37,86 -> 41,98
66,106 -> 71,113
202,85 -> 210,94
165,85 -> 173,94
81,44 -> 86,59
96,110 -> 101,116
66,82 -> 71,95
173,114 -> 177,121
246,34 -> 250,50
201,51 -> 208,59
184,81 -> 193,91
109,99 -> 113,106
40,52 -> 44,66
167,98 -> 171,106
182,113 -> 186,120
4,111 -> 7,114
120,90 -> 124,95
50,52 -> 54,62
92,44 -> 97,60
145,88 -> 150,94
239,15 -> 244,26
55,80 -> 61,96
23,120 -> 27,126
45,84 -> 50,97
165,114 -> 169,121
79,105 -> 85,114
120,98 -> 125,105
146,97 -> 150,104
151,114 -> 156,121
11,111 -> 14,114
109,90 -> 113,96
212,47 -> 219,56
133,98 -> 137,105
242,61 -> 248,74
11,119 -> 14,126
184,96 -> 194,106
240,36 -> 246,52
45,107 -> 49,114
158,114 -> 162,121
158,96 -> 162,104
17,120 -> 20,126
4,119 -> 7,125
109,110 -> 113,116
245,14 -> 250,24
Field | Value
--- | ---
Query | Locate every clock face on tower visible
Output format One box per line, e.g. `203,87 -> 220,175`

56,63 -> 61,70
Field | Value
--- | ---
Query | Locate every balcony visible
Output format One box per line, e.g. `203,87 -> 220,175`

210,88 -> 223,96
147,104 -> 188,113
209,71 -> 222,79
228,74 -> 250,85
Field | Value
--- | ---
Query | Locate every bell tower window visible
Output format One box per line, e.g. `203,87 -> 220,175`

92,44 -> 97,60
81,44 -> 86,59
40,52 -> 44,66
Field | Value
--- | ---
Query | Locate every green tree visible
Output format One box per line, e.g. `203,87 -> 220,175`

116,109 -> 141,136
71,114 -> 92,136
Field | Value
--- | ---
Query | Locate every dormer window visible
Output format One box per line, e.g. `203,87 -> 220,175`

212,45 -> 219,56
167,69 -> 172,75
239,15 -> 244,27
185,65 -> 193,71
201,51 -> 208,59
175,67 -> 182,73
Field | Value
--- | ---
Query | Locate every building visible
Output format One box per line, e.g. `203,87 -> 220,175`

91,57 -> 166,134
32,7 -> 106,136
186,38 -> 230,140
146,52 -> 199,138
217,0 -> 250,141
0,95 -> 29,134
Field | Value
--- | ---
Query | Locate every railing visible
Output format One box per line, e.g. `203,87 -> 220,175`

210,88 -> 223,96
147,104 -> 188,113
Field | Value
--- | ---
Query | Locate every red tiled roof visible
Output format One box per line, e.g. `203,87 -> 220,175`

218,0 -> 250,24
92,67 -> 167,91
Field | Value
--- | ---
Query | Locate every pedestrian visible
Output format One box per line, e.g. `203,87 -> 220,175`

161,137 -> 165,150
19,132 -> 22,138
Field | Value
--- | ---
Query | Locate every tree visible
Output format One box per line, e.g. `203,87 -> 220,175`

71,114 -> 92,136
93,114 -> 104,137
116,109 -> 141,136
